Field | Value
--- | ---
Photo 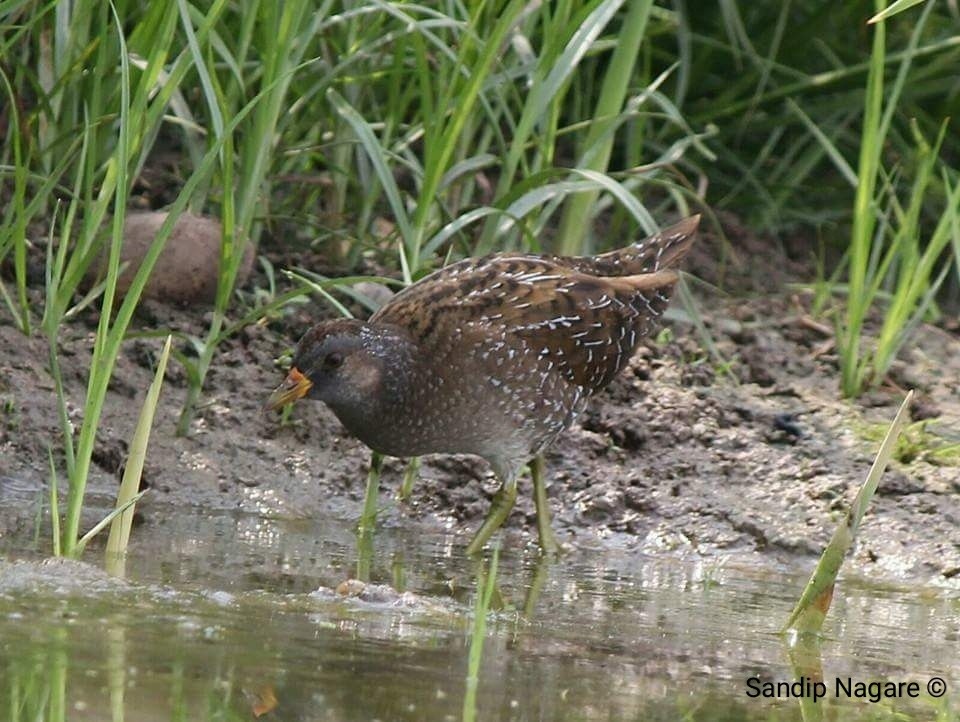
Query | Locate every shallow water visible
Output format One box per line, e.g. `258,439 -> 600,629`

0,501 -> 957,722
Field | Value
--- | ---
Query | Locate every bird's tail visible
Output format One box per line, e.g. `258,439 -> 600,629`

585,215 -> 700,276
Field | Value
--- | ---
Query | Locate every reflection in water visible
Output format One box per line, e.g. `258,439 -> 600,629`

356,451 -> 383,583
462,549 -> 499,722
785,631 -> 826,722
0,508 -> 957,721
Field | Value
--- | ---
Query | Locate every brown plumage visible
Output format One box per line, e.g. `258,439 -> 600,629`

269,215 -> 700,552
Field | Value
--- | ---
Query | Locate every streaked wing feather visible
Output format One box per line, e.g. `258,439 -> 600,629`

374,255 -> 679,392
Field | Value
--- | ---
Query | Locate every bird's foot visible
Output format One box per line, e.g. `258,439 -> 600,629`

465,483 -> 518,555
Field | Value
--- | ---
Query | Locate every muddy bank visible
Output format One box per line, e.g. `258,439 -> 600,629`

1,230 -> 958,584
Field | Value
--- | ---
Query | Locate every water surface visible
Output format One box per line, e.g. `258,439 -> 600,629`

1,502 -> 957,721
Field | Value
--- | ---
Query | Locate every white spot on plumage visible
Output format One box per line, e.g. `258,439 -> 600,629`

516,272 -> 563,283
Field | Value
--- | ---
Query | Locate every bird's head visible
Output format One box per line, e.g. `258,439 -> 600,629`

266,318 -> 383,413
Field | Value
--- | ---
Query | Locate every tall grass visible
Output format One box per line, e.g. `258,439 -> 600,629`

671,2 -> 959,395
1,1 -> 280,554
554,0 -> 654,255
175,0 -> 317,435
817,2 -> 959,396
0,66 -> 31,333
38,3 -> 203,556
312,0 -> 706,272
682,3 -> 960,231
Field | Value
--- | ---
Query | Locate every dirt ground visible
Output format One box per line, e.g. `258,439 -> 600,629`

1,217 -> 958,584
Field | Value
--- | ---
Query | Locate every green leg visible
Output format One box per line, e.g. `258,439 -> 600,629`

358,451 -> 384,535
531,455 -> 560,555
356,451 -> 383,581
356,529 -> 374,583
397,456 -> 420,501
465,475 -> 518,556
523,550 -> 551,618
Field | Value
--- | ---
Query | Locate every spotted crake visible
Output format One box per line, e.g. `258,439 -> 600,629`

268,215 -> 700,553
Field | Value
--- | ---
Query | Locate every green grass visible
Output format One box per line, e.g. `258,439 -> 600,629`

104,335 -> 173,573
174,0 -> 316,435
860,418 -> 960,466
784,391 -> 913,634
677,3 -> 959,395
830,2 -> 959,397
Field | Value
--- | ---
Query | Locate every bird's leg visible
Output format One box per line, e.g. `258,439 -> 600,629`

397,456 -> 420,502
356,451 -> 384,582
357,451 -> 383,535
465,474 -> 518,555
530,454 -> 560,555
523,550 -> 552,617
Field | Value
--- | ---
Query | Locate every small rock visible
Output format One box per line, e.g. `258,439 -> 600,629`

772,413 -> 804,438
624,486 -> 655,512
336,579 -> 367,597
352,281 -> 395,310
860,390 -> 895,408
692,421 -> 715,442
910,395 -> 941,421
877,470 -> 927,496
89,211 -> 255,306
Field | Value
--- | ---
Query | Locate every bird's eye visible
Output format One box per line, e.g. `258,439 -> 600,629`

324,352 -> 343,369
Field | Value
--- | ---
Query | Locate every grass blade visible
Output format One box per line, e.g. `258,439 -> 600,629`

105,335 -> 173,568
328,87 -> 415,282
555,0 -> 654,254
74,490 -> 148,558
783,390 -> 913,633
868,0 -> 929,24
47,448 -> 61,558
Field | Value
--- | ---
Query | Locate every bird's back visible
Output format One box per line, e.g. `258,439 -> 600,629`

373,216 -> 699,389
373,216 -> 698,319
368,216 -> 700,468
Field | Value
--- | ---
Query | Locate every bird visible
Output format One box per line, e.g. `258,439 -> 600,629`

268,215 -> 700,554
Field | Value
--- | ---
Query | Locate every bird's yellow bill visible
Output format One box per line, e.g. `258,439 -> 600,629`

266,367 -> 312,410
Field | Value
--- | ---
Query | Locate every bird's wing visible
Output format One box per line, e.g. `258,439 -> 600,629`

373,255 -> 679,392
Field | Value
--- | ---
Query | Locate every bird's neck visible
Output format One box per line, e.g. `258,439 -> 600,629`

329,323 -> 420,438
